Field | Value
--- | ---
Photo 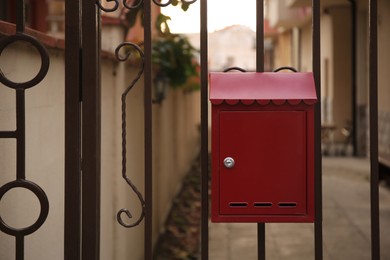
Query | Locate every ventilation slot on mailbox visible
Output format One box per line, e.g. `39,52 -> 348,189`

229,202 -> 248,208
254,202 -> 273,208
278,202 -> 297,208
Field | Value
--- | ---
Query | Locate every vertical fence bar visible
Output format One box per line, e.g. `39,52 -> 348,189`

144,1 -> 153,259
15,0 -> 25,32
15,3 -> 26,258
15,235 -> 24,260
256,0 -> 264,73
350,0 -> 358,156
16,90 -> 26,181
200,0 -> 209,259
64,0 -> 82,258
369,0 -> 380,259
81,0 -> 101,259
256,1 -> 265,259
312,0 -> 323,259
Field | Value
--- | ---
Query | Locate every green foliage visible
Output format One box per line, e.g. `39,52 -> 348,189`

125,2 -> 199,90
170,0 -> 191,11
152,34 -> 199,88
125,2 -> 143,28
155,13 -> 171,34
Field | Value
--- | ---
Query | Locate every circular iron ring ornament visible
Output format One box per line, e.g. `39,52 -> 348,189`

96,0 -> 143,12
152,0 -> 197,7
96,0 -> 196,11
0,33 -> 50,90
0,179 -> 49,236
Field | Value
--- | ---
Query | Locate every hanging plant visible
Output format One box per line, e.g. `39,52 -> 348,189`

152,33 -> 199,89
124,2 -> 200,90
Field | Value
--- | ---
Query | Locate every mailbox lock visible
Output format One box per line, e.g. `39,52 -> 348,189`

223,157 -> 235,168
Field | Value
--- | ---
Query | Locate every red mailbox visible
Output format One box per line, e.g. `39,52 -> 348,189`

209,72 -> 317,223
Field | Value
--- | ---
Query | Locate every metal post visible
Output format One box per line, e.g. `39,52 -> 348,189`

256,1 -> 265,259
144,1 -> 153,259
369,0 -> 380,259
81,0 -> 101,259
312,0 -> 323,259
256,0 -> 264,73
64,0 -> 82,259
200,0 -> 209,259
15,0 -> 25,32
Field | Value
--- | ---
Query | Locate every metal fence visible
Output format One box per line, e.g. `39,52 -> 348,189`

0,1 -> 50,259
0,0 -> 381,259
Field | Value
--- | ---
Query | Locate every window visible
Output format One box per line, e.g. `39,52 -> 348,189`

0,0 -> 49,33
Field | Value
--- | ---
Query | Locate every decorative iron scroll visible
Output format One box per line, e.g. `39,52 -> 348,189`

223,67 -> 247,73
96,0 -> 143,12
115,42 -> 146,228
96,0 -> 198,228
0,0 -> 50,258
96,0 -> 197,11
151,0 -> 197,7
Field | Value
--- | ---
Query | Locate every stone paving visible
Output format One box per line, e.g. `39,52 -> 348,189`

209,157 -> 390,259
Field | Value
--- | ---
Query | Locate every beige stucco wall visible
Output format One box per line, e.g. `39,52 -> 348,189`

273,31 -> 293,69
329,6 -> 352,142
0,34 -> 200,260
271,6 -> 352,145
0,46 -> 65,259
299,22 -> 312,73
207,25 -> 257,71
298,14 -> 334,125
377,0 -> 390,163
320,14 -> 334,124
378,0 -> 390,112
271,15 -> 333,125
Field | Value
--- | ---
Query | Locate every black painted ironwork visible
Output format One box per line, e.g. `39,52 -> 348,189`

369,0 -> 380,259
81,1 -> 101,258
64,1 -> 82,259
200,1 -> 209,259
152,0 -> 197,7
223,66 -> 247,72
94,0 -> 148,232
273,66 -> 298,73
96,0 -> 143,12
312,0 -> 323,259
143,1 -> 154,257
115,42 -> 146,228
0,0 -> 381,259
0,1 -> 50,259
65,0 -> 102,258
255,2 -> 265,258
64,1 -> 82,258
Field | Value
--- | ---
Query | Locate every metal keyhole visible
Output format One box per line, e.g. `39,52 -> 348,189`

224,157 -> 235,168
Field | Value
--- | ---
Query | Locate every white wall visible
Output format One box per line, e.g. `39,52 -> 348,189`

0,31 -> 200,260
207,25 -> 257,71
378,0 -> 390,111
320,14 -> 334,125
378,0 -> 390,163
329,6 -> 352,142
0,45 -> 65,259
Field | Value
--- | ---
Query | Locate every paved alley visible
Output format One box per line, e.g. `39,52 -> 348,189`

209,157 -> 390,259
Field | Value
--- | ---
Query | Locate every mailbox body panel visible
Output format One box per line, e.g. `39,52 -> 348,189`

219,110 -> 307,215
211,103 -> 315,223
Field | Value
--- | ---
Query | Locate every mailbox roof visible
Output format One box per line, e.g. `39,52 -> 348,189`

209,72 -> 317,105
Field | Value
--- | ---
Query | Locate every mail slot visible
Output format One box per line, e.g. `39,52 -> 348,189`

209,71 -> 317,223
